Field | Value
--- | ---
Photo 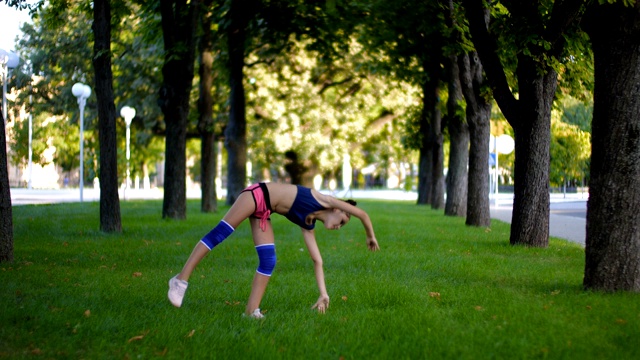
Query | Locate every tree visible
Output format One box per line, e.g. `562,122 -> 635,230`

460,50 -> 492,227
0,109 -> 14,263
224,0 -> 250,204
93,0 -> 122,232
444,0 -> 470,217
455,2 -> 492,227
158,0 -> 200,218
462,0 -> 586,246
355,0 -> 446,208
582,1 -> 640,291
197,0 -> 218,213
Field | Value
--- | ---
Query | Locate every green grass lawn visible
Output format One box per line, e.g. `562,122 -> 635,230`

2,199 -> 639,359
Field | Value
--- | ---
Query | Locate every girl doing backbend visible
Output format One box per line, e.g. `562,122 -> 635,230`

168,182 -> 380,318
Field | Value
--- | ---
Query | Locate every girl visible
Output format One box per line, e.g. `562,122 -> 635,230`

168,182 -> 379,318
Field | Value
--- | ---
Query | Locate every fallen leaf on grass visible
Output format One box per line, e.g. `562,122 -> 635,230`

429,292 -> 441,300
128,335 -> 145,343
616,319 -> 627,325
84,309 -> 91,318
341,296 -> 348,301
132,272 -> 142,277
128,330 -> 149,343
186,329 -> 196,338
225,300 -> 241,306
474,306 -> 484,311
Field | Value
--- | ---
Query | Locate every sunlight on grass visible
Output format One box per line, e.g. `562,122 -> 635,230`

2,200 -> 639,359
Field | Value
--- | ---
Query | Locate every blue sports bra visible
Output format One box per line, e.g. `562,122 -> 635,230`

284,186 -> 326,230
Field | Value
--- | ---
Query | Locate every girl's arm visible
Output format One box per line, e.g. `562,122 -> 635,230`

302,228 -> 330,313
313,191 -> 380,251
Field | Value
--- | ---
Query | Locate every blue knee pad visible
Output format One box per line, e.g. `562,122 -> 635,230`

200,220 -> 234,250
255,244 -> 276,276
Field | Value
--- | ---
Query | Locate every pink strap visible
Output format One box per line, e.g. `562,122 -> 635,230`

259,210 -> 271,232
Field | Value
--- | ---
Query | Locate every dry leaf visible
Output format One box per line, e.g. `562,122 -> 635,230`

474,306 -> 484,311
128,330 -> 149,343
429,292 -> 441,300
84,309 -> 91,317
341,296 -> 348,301
186,329 -> 196,338
128,335 -> 145,343
132,272 -> 142,277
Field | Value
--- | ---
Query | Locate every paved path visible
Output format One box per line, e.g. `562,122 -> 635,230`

490,194 -> 587,246
10,188 -> 587,245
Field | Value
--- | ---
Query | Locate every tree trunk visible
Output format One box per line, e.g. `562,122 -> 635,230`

430,96 -> 445,210
508,56 -> 554,247
225,0 -> 249,205
159,0 -> 200,219
445,53 -> 469,217
198,0 -> 217,213
583,3 -> 640,291
462,0 -> 571,246
417,81 -> 433,205
92,0 -> 122,232
0,110 -> 13,263
460,51 -> 491,227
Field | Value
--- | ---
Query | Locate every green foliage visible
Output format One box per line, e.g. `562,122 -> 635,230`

244,38 -> 421,178
12,1 -> 165,184
549,103 -> 591,186
3,200 -> 640,358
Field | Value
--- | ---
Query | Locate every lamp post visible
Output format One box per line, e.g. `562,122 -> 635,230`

1,48 -> 20,122
120,106 -> 135,200
72,82 -> 91,202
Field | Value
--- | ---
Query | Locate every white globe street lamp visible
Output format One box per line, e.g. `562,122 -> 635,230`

72,82 -> 91,202
1,48 -> 20,121
120,105 -> 136,199
489,134 -> 515,196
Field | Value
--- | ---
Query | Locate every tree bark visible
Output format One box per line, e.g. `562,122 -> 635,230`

417,80 -> 433,205
159,0 -> 200,219
509,56 -> 554,247
225,0 -> 249,205
583,3 -> 640,291
430,93 -> 445,210
92,0 -> 122,232
445,53 -> 469,217
0,110 -> 13,263
459,51 -> 491,227
198,0 -> 217,213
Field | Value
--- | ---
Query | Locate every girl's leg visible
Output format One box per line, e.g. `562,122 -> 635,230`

176,192 -> 256,282
245,218 -> 276,315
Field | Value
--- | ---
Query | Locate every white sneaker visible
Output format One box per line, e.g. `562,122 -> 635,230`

245,308 -> 264,319
168,275 -> 188,307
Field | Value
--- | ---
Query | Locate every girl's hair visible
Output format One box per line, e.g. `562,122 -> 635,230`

344,199 -> 357,206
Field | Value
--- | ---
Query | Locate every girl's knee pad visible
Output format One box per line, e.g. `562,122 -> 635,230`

200,220 -> 234,250
255,244 -> 276,276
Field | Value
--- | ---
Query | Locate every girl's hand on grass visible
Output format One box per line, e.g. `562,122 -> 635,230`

367,236 -> 380,251
312,294 -> 330,314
